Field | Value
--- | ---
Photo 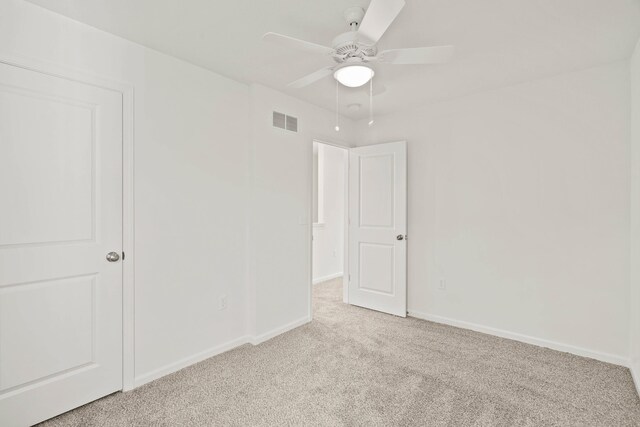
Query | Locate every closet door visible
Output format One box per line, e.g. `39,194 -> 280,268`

0,62 -> 123,427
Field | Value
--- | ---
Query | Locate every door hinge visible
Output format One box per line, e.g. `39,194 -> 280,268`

349,274 -> 351,282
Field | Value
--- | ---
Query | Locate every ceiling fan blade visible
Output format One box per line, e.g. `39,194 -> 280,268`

288,67 -> 334,89
358,0 -> 406,44
378,45 -> 454,65
262,32 -> 334,56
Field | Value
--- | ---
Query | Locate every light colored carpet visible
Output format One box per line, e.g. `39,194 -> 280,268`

40,278 -> 640,426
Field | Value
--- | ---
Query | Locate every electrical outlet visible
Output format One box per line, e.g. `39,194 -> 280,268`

438,278 -> 446,290
219,294 -> 228,311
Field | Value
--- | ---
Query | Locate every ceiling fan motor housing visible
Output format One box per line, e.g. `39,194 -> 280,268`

332,31 -> 377,63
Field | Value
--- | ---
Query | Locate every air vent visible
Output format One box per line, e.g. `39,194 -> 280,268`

286,116 -> 298,132
273,111 -> 298,132
273,111 -> 286,129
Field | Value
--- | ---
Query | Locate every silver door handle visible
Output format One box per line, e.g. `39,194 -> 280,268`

106,252 -> 120,262
396,235 -> 404,241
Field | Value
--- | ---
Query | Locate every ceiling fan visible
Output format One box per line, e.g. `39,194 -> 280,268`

262,0 -> 454,89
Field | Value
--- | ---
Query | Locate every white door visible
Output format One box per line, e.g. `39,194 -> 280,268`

348,141 -> 407,317
0,62 -> 123,427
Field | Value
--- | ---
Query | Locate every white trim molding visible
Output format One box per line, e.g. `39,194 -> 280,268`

408,310 -> 628,367
133,316 -> 310,388
250,316 -> 310,346
632,367 -> 640,396
121,84 -> 136,392
313,272 -> 343,285
630,362 -> 640,398
134,336 -> 250,388
134,317 -> 310,389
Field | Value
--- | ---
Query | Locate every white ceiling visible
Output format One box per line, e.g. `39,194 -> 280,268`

27,0 -> 640,120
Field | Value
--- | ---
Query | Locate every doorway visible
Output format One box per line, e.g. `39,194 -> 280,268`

310,139 -> 408,319
311,141 -> 349,307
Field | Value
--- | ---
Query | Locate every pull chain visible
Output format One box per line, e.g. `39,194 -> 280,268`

368,78 -> 374,126
335,80 -> 340,132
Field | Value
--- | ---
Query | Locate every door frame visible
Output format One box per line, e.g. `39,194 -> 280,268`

309,139 -> 350,321
0,53 -> 136,391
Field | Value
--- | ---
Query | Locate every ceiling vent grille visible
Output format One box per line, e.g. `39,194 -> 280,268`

273,111 -> 298,132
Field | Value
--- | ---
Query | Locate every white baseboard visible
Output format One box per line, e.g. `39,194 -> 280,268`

250,316 -> 310,345
133,335 -> 250,388
131,317 -> 311,390
630,361 -> 640,398
408,310 -> 628,367
131,311 -> 635,397
313,272 -> 343,285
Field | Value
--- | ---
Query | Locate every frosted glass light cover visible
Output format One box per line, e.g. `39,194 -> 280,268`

334,65 -> 375,88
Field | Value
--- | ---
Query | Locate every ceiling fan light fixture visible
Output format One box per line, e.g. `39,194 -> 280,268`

334,65 -> 374,88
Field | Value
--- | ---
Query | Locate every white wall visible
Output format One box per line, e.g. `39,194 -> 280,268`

357,62 -> 631,362
630,39 -> 640,386
247,84 -> 354,340
0,0 -> 250,385
312,143 -> 347,284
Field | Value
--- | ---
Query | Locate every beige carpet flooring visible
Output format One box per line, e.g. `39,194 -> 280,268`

40,278 -> 640,426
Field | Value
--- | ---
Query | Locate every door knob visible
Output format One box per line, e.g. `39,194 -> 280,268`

106,252 -> 120,262
396,235 -> 404,241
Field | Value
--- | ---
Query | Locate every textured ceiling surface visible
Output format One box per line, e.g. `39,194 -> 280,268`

27,0 -> 640,119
